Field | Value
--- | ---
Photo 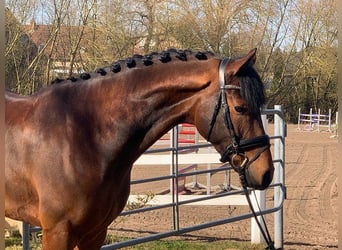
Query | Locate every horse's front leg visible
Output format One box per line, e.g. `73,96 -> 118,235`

42,220 -> 77,250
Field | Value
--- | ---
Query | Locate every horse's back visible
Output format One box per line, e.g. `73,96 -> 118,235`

5,90 -> 37,126
5,89 -> 34,102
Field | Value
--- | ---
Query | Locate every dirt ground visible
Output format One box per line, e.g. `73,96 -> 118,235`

108,124 -> 338,249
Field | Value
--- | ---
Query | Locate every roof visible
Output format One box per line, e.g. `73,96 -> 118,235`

22,20 -> 97,62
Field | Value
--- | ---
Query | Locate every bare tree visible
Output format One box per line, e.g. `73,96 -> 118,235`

168,0 -> 253,55
5,0 -> 337,122
5,1 -> 48,94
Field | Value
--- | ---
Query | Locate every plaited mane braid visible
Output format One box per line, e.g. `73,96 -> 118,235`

50,49 -> 215,84
108,49 -> 214,74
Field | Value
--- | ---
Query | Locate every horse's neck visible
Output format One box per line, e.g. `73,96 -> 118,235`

86,61 -> 216,162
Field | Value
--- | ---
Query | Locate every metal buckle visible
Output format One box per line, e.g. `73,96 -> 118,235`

231,153 -> 248,170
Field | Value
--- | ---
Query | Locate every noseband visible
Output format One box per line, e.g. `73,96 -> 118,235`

207,58 -> 270,182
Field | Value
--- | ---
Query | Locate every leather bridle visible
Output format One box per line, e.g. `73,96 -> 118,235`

207,58 -> 277,250
207,58 -> 270,178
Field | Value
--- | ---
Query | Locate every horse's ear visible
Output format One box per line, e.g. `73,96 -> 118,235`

227,48 -> 257,75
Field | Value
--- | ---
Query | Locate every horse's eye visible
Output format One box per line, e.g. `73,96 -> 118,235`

235,106 -> 248,113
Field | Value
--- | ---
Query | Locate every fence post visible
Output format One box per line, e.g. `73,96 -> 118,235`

274,105 -> 285,249
170,126 -> 180,231
250,112 -> 268,244
250,190 -> 266,244
22,222 -> 30,250
193,129 -> 200,186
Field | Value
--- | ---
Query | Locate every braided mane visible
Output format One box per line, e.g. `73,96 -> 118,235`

51,49 -> 216,84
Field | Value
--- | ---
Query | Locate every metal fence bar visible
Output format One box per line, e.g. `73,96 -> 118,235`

130,164 -> 231,187
102,184 -> 285,249
122,182 -> 249,217
144,143 -> 212,154
124,181 -> 282,217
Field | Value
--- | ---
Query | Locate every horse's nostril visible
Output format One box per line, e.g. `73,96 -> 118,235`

261,170 -> 272,188
245,168 -> 273,190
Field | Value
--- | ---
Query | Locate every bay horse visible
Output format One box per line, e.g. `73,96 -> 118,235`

5,48 -> 274,249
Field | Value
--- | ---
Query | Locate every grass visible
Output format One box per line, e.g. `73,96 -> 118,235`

5,232 -> 264,250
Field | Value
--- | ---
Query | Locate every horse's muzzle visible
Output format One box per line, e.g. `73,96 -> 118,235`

245,167 -> 273,190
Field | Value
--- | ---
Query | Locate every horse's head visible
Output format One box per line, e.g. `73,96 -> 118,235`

194,48 -> 273,190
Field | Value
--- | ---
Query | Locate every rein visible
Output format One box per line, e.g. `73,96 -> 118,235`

207,58 -> 277,250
